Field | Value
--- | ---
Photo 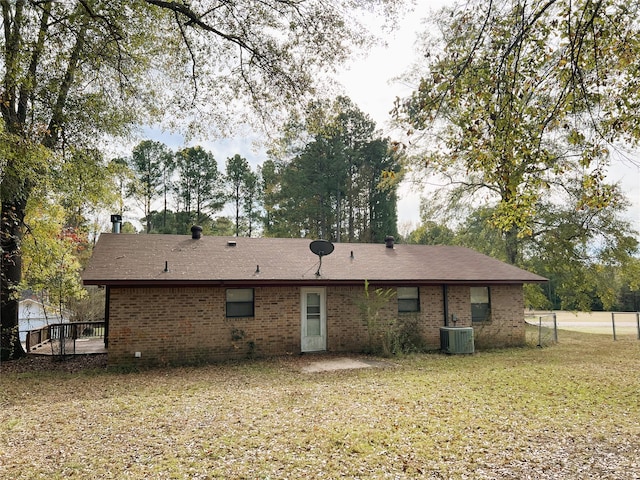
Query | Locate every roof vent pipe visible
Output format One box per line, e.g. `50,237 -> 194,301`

191,225 -> 203,239
110,214 -> 122,234
384,236 -> 395,248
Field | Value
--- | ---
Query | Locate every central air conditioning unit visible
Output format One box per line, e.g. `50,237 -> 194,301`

440,326 -> 475,354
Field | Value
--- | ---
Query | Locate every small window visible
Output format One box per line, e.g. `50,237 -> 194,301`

398,287 -> 419,313
471,286 -> 490,322
226,288 -> 254,318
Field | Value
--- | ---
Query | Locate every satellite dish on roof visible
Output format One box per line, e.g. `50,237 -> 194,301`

309,239 -> 334,277
310,239 -> 334,257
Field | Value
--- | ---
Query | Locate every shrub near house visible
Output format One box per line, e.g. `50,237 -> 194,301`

82,232 -> 546,366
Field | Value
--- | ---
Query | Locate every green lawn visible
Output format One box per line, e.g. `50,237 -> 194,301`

1,328 -> 639,479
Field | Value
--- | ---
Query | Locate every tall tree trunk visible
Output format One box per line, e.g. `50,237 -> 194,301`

0,13 -> 86,360
504,226 -> 519,265
145,196 -> 152,233
235,185 -> 240,236
163,187 -> 168,229
0,198 -> 28,360
336,189 -> 341,242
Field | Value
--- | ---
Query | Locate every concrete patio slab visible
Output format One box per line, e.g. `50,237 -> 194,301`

301,356 -> 394,373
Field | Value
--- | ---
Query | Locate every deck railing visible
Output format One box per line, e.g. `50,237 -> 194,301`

26,321 -> 105,354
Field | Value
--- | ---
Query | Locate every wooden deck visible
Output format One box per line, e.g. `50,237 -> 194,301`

28,338 -> 107,356
23,321 -> 107,356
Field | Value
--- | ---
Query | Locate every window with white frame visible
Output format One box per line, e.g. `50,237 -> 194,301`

470,286 -> 490,322
226,288 -> 254,318
398,287 -> 420,313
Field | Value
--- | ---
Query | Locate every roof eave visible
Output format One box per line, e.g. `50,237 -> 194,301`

83,278 -> 547,287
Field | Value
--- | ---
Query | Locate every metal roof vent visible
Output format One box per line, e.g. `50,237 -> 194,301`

110,214 -> 122,234
191,225 -> 203,239
384,236 -> 395,248
227,240 -> 237,247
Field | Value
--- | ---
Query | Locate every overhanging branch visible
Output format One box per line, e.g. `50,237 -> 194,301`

143,0 -> 260,57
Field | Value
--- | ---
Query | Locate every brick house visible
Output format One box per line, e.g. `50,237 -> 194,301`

82,232 -> 546,366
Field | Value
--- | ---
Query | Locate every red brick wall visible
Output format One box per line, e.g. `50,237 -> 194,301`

107,283 -> 525,366
325,285 -> 447,351
472,284 -> 526,348
444,284 -> 525,347
108,286 -> 303,366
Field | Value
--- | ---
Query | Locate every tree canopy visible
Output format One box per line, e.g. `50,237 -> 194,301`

395,0 -> 640,265
127,140 -> 173,233
396,0 -> 639,309
264,97 -> 401,241
224,154 -> 260,237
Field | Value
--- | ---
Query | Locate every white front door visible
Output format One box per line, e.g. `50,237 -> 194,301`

301,288 -> 327,352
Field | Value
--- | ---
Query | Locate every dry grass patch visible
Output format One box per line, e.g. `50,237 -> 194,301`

1,330 -> 639,479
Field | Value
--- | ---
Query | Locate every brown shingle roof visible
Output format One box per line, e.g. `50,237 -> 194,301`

82,234 -> 547,286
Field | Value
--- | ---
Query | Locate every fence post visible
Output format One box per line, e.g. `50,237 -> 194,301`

611,312 -> 617,341
553,312 -> 558,343
636,312 -> 639,341
538,316 -> 542,347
